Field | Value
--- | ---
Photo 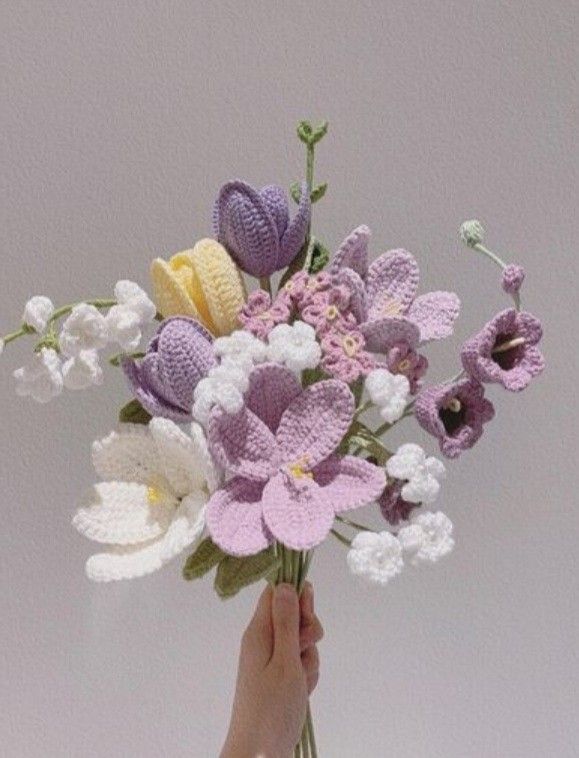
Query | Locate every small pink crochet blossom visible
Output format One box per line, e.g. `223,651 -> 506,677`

321,329 -> 375,383
378,482 -> 419,526
301,285 -> 357,335
205,364 -> 386,555
415,378 -> 495,458
279,271 -> 311,305
238,290 -> 291,339
461,308 -> 544,392
385,341 -> 428,394
502,264 -> 525,295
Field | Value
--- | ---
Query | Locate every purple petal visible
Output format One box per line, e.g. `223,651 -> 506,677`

214,180 -> 280,277
361,317 -> 420,352
276,380 -> 354,469
332,268 -> 368,321
407,291 -> 461,342
329,225 -> 371,278
206,477 -> 272,557
366,249 -> 420,316
122,358 -> 191,422
261,472 -> 334,550
313,455 -> 387,513
207,408 -> 279,482
245,364 -> 302,432
259,185 -> 289,238
278,182 -> 311,268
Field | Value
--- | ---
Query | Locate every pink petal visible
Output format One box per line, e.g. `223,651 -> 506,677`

329,225 -> 371,278
206,478 -> 272,557
407,291 -> 461,342
361,317 -> 420,352
261,472 -> 334,550
366,249 -> 419,314
313,455 -> 387,513
207,408 -> 279,482
332,268 -> 367,321
276,380 -> 354,469
245,364 -> 302,432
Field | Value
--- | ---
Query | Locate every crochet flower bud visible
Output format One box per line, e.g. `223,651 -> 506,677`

213,180 -> 311,277
459,219 -> 485,247
150,239 -> 246,336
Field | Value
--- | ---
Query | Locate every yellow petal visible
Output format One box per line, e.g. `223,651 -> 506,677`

150,255 -> 202,322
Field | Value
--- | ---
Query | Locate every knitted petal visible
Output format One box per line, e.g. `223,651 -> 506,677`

329,225 -> 371,278
73,482 -> 175,545
206,477 -> 271,557
245,363 -> 302,432
278,182 -> 311,269
276,380 -> 354,469
215,180 -> 280,277
262,472 -> 334,550
361,317 -> 420,353
92,425 -> 160,483
313,455 -> 387,513
208,408 -> 278,482
366,249 -> 420,315
259,185 -> 289,238
122,357 -> 191,423
407,291 -> 461,342
150,256 -> 202,321
149,418 -> 202,497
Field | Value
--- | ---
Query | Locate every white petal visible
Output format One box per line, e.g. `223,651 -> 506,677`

22,296 -> 54,333
190,421 -> 221,492
149,417 -> 199,497
92,425 -> 161,483
386,443 -> 425,480
62,350 -> 103,390
158,495 -> 206,562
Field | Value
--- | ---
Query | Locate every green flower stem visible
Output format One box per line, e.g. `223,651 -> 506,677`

472,242 -> 521,310
2,324 -> 35,345
353,400 -> 372,419
306,704 -> 318,758
259,277 -> 272,297
335,515 -> 374,532
330,528 -> 352,547
373,406 -> 414,440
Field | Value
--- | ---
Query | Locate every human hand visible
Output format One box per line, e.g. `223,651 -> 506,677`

220,582 -> 324,758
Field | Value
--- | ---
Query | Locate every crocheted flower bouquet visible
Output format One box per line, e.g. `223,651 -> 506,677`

1,122 -> 545,756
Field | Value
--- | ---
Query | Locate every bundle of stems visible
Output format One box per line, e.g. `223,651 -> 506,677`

275,543 -> 318,758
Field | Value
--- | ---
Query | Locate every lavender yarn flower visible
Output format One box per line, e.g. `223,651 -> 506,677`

415,378 -> 495,458
214,180 -> 311,277
502,264 -> 525,295
461,308 -> 545,392
122,317 -> 216,422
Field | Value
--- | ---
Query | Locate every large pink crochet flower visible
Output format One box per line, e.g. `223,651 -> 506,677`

205,364 -> 386,556
329,226 -> 461,351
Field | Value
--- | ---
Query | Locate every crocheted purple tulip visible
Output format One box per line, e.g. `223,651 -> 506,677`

122,317 -> 216,422
205,364 -> 386,556
461,308 -> 545,392
329,226 -> 461,352
415,378 -> 495,458
378,482 -> 419,526
214,180 -> 311,277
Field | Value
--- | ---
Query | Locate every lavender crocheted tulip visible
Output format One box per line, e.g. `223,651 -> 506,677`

415,378 -> 495,458
214,180 -> 311,277
205,364 -> 386,555
329,226 -> 460,351
122,317 -> 216,422
461,308 -> 545,392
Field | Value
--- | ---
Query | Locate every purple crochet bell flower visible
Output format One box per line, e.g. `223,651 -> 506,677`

415,378 -> 495,459
378,482 -> 419,526
205,364 -> 386,556
385,341 -> 428,394
461,308 -> 545,392
122,317 -> 216,422
502,264 -> 525,295
214,180 -> 311,277
328,225 -> 461,352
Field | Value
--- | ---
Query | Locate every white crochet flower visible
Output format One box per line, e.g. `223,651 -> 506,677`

192,361 -> 249,423
62,350 -> 104,390
267,321 -> 321,372
114,280 -> 157,324
386,443 -> 446,504
13,348 -> 63,403
347,531 -> 404,586
398,511 -> 454,564
60,303 -> 108,357
104,281 -> 156,351
22,296 -> 55,333
213,330 -> 267,372
73,419 -> 219,581
365,368 -> 410,423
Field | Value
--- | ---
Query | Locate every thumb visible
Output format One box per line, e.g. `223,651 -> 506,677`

271,584 -> 301,664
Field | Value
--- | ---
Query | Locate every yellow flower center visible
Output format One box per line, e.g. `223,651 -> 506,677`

397,358 -> 411,372
147,485 -> 164,505
444,397 -> 462,413
342,335 -> 359,357
325,304 -> 340,320
287,456 -> 313,479
381,299 -> 403,317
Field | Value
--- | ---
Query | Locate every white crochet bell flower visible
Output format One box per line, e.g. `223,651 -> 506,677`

346,531 -> 404,586
13,347 -> 63,403
73,419 -> 219,581
193,361 -> 251,423
60,303 -> 109,357
62,350 -> 103,390
386,443 -> 446,504
105,281 -> 157,351
22,296 -> 55,334
266,321 -> 321,372
213,330 -> 267,372
365,368 -> 410,423
398,511 -> 455,564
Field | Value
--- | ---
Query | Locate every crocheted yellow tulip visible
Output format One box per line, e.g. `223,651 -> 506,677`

150,239 -> 247,336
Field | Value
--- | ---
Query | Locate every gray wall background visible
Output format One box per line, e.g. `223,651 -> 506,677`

1,2 -> 577,756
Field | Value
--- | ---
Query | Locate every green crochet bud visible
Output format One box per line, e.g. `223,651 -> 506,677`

459,219 -> 485,247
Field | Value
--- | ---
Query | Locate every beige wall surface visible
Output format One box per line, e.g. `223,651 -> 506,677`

1,2 -> 577,756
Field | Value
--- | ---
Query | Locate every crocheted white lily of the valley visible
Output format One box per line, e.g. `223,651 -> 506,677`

72,419 -> 220,581
398,511 -> 455,564
386,443 -> 446,504
365,368 -> 410,423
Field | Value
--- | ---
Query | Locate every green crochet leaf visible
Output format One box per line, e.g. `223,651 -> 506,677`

183,538 -> 225,581
307,239 -> 330,274
118,399 -> 152,425
214,548 -> 281,599
310,182 -> 328,204
290,181 -> 302,204
310,121 -> 329,144
297,120 -> 313,144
